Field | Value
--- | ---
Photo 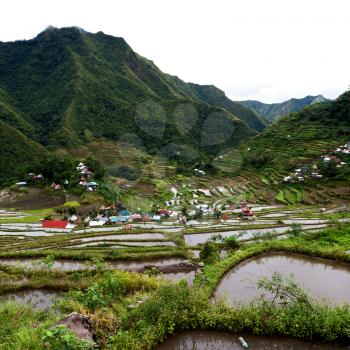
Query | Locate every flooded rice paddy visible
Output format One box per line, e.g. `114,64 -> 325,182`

184,224 -> 327,245
0,257 -> 188,272
1,289 -> 60,310
156,331 -> 350,350
214,252 -> 350,306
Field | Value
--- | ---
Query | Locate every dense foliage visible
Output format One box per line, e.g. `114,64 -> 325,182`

0,26 -> 258,185
240,91 -> 350,176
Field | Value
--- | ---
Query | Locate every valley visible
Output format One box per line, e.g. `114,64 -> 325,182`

0,26 -> 350,350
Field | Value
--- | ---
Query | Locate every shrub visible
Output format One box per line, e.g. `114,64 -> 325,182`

42,325 -> 93,350
225,235 -> 239,249
199,242 -> 219,263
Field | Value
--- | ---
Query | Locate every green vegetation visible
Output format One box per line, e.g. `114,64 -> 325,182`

0,122 -> 47,185
0,220 -> 349,349
0,26 -> 257,186
187,83 -> 268,132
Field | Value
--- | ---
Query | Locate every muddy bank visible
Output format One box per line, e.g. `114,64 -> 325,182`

156,330 -> 350,349
139,261 -> 198,274
0,188 -> 65,210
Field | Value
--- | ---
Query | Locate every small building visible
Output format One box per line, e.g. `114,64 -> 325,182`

89,219 -> 105,227
42,220 -> 75,232
16,182 -> 27,187
51,183 -> 62,190
119,209 -> 130,217
158,209 -> 169,216
242,206 -> 255,219
283,176 -> 292,183
130,214 -> 142,222
194,169 -> 206,176
110,216 -> 128,223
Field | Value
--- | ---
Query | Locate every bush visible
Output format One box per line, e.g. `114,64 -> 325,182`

225,235 -> 239,249
42,325 -> 93,350
199,242 -> 219,263
288,223 -> 302,237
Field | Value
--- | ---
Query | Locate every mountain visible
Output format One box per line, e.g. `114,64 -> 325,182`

239,95 -> 329,122
0,26 -> 258,182
238,91 -> 350,177
185,84 -> 268,132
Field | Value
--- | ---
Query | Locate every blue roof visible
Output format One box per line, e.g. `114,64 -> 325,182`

111,216 -> 128,223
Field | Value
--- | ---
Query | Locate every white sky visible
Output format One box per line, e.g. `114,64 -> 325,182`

1,0 -> 349,103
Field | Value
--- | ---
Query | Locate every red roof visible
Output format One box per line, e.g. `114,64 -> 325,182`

42,220 -> 69,229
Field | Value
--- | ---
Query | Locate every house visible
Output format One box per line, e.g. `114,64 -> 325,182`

194,169 -> 206,176
158,209 -> 169,216
89,219 -> 105,227
119,209 -> 130,217
88,181 -> 98,189
283,176 -> 292,183
152,215 -> 161,221
16,182 -> 27,187
242,206 -> 255,219
69,215 -> 78,222
51,183 -> 62,190
110,216 -> 128,223
142,214 -> 152,222
42,220 -> 75,232
130,214 -> 142,222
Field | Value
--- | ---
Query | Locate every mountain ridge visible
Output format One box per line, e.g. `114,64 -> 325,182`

239,95 -> 329,122
0,26 -> 259,184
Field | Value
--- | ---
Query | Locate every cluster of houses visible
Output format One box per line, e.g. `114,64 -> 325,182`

41,207 -> 186,231
335,141 -> 350,155
77,162 -> 99,191
41,200 -> 257,231
283,164 -> 321,183
283,141 -> 349,184
15,173 -> 44,187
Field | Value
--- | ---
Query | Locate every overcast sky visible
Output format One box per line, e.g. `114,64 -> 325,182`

1,0 -> 349,103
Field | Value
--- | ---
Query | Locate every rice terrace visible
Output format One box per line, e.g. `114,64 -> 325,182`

1,1 -> 350,349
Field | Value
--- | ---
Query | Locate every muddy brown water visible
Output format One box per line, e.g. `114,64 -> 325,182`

1,289 -> 60,309
156,331 -> 350,350
0,257 -> 188,271
214,253 -> 350,306
160,271 -> 197,285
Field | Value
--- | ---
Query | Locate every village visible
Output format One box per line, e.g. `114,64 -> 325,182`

283,140 -> 350,184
